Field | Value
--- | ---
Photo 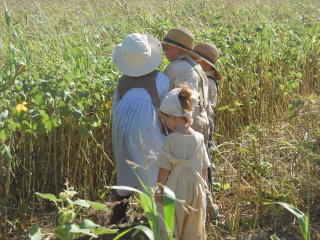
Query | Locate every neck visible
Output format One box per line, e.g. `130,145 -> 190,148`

175,120 -> 195,135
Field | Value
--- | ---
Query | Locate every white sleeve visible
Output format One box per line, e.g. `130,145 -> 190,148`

156,72 -> 170,102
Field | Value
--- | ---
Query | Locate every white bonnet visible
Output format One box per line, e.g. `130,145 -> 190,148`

160,87 -> 198,121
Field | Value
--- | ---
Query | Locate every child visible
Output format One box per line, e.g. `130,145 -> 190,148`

161,27 -> 210,146
155,86 -> 210,240
193,42 -> 222,219
110,33 -> 170,224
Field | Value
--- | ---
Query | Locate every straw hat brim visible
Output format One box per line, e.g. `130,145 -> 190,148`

113,35 -> 163,77
192,49 -> 222,80
161,41 -> 202,61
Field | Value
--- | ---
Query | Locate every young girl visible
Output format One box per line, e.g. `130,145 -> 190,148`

155,86 -> 210,240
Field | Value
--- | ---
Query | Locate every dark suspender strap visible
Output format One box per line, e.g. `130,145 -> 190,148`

207,76 -> 219,91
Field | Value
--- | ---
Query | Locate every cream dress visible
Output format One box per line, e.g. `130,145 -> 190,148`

156,131 -> 210,240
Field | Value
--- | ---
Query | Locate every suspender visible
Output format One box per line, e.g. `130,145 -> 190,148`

207,75 -> 219,90
181,57 -> 207,111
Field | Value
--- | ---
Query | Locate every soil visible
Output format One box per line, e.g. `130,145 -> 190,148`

6,197 -> 318,240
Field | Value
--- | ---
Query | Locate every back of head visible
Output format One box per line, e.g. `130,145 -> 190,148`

193,42 -> 222,80
113,33 -> 163,77
162,27 -> 201,60
178,85 -> 194,113
160,84 -> 196,123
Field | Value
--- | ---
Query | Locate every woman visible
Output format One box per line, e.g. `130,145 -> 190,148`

110,33 -> 170,224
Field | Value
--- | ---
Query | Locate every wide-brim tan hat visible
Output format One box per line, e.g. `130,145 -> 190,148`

113,33 -> 162,77
193,42 -> 222,80
161,27 -> 201,60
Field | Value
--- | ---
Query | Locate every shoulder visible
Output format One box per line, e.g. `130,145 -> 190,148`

164,132 -> 182,142
155,71 -> 170,91
195,131 -> 205,142
166,131 -> 179,140
156,71 -> 170,82
166,59 -> 193,71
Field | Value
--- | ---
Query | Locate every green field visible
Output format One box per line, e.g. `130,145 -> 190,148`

1,0 -> 320,239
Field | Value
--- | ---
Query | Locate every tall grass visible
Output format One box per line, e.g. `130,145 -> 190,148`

0,0 -> 319,239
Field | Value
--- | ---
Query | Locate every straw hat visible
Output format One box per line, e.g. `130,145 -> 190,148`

113,33 -> 162,77
162,27 -> 201,60
193,42 -> 222,80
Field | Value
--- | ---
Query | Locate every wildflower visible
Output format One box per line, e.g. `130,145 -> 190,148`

312,36 -> 316,43
15,101 -> 28,112
104,101 -> 112,109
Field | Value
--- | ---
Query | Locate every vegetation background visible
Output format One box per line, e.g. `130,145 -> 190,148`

0,0 -> 319,239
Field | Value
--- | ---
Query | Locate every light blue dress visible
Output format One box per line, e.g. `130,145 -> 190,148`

112,72 -> 170,192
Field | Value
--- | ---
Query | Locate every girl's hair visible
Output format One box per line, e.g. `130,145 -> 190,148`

160,84 -> 194,123
178,85 -> 194,113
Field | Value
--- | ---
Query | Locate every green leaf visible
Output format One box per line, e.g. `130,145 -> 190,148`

64,72 -> 73,82
45,119 -> 54,132
21,120 -> 31,131
0,144 -> 12,162
132,225 -> 154,240
108,186 -> 144,194
79,219 -> 100,229
0,129 -> 7,141
29,109 -> 41,118
289,111 -> 297,120
270,234 -> 280,240
35,192 -> 58,203
34,92 -> 46,107
235,101 -> 243,106
72,108 -> 86,122
53,115 -> 61,127
87,201 -> 108,211
78,91 -> 90,99
53,225 -> 68,239
218,105 -> 229,111
139,191 -> 160,238
5,5 -> 11,27
74,199 -> 90,208
223,183 -> 231,190
92,227 -> 118,235
0,110 -> 8,125
28,223 -> 44,240
78,124 -> 92,138
61,90 -> 73,104
163,185 -> 175,238
7,119 -> 18,131
94,92 -> 101,101
66,223 -> 97,237
265,202 -> 310,240
38,123 -> 47,133
112,227 -> 134,240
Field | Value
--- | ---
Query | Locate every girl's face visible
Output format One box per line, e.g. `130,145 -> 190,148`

163,45 -> 184,62
162,114 -> 176,131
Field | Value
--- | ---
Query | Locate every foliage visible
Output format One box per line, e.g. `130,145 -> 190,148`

108,185 -> 175,240
107,151 -> 176,240
265,202 -> 310,240
29,181 -> 117,240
